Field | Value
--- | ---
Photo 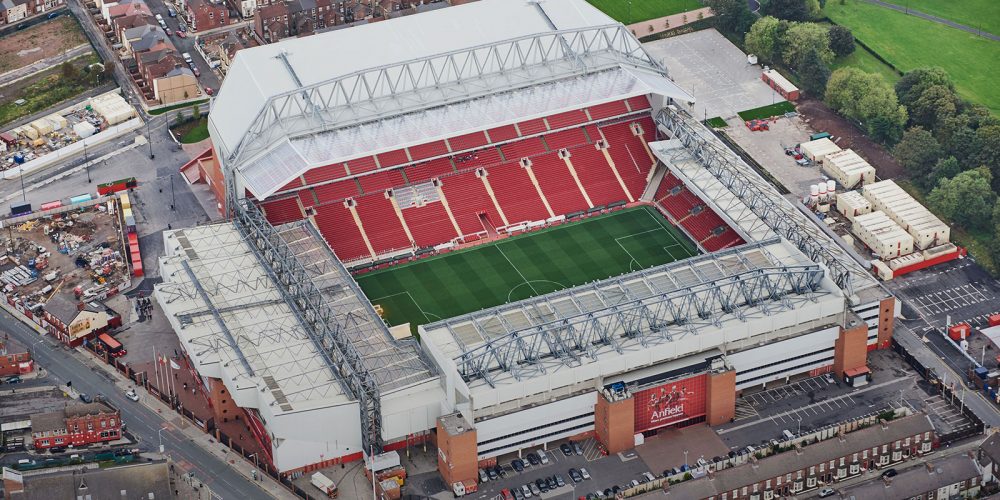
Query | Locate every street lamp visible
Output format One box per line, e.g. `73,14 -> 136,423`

797,416 -> 803,436
684,450 -> 688,468
83,141 -> 91,183
145,119 -> 155,159
158,427 -> 166,454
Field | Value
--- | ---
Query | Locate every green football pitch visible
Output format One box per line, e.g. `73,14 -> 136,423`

356,206 -> 698,334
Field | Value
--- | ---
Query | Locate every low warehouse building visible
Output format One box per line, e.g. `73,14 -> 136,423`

852,211 -> 914,260
799,138 -> 841,163
862,180 -> 950,249
823,149 -> 876,189
836,191 -> 872,222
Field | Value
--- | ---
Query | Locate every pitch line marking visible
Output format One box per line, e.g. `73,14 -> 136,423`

368,290 -> 432,325
495,244 -> 539,296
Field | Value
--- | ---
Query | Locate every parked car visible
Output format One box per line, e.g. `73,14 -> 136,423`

527,453 -> 539,466
641,472 -> 656,482
495,465 -> 506,478
48,446 -> 65,454
512,459 -> 524,472
572,441 -> 584,455
560,443 -> 573,456
478,468 -> 488,483
569,468 -> 582,483
512,488 -> 524,500
824,373 -> 835,384
165,28 -> 172,36
818,487 -> 836,498
500,488 -> 513,500
882,468 -> 898,478
487,467 -> 498,480
520,484 -> 532,498
167,7 -> 177,16
529,482 -> 540,495
192,67 -> 201,77
555,475 -> 565,487
546,477 -> 556,490
79,393 -> 92,403
580,468 -> 591,480
125,389 -> 140,402
537,450 -> 549,464
628,479 -> 640,488
204,87 -> 214,96
176,30 -> 187,38
5,375 -> 22,384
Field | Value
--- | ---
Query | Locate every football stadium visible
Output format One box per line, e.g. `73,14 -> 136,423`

155,0 -> 898,485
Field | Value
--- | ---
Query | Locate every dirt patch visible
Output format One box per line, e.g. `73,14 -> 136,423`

0,17 -> 89,74
796,97 -> 904,180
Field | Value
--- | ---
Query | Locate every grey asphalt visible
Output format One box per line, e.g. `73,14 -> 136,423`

861,0 -> 1000,41
0,311 -> 268,499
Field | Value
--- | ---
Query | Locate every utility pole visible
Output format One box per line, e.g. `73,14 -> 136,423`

146,119 -> 155,159
170,174 -> 175,211
84,141 -> 91,183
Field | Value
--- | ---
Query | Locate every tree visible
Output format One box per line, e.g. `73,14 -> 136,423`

908,84 -> 961,130
60,61 -> 78,80
745,17 -> 782,62
825,68 -> 907,143
895,67 -> 953,109
763,0 -> 811,21
827,26 -> 855,57
705,0 -> 755,34
191,104 -> 202,121
805,0 -> 822,19
783,22 -> 834,69
928,167 -> 996,230
175,111 -> 185,127
930,156 -> 962,186
798,47 -> 831,96
974,124 -> 1000,190
894,127 -> 943,188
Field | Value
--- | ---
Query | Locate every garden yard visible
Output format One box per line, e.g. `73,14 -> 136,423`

823,0 -> 1000,114
172,116 -> 209,144
586,0 -> 702,24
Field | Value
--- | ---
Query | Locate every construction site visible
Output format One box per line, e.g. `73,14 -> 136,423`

0,197 -> 132,347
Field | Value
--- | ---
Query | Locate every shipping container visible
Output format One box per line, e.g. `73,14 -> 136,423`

29,118 -> 53,136
69,193 -> 93,204
989,314 -> 1000,327
836,191 -> 872,221
948,323 -> 971,341
851,211 -> 914,259
39,201 -> 62,211
97,177 -> 137,196
822,149 -> 876,189
10,201 -> 31,216
862,180 -> 949,249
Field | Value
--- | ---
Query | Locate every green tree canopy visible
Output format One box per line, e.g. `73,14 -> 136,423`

798,47 -> 831,97
783,22 -> 834,69
827,25 -> 855,57
894,127 -> 943,188
705,0 -> 755,34
763,0 -> 811,21
825,68 -> 907,144
930,156 -> 962,187
974,124 -> 1000,191
928,166 -> 996,230
908,84 -> 962,130
745,16 -> 782,62
895,67 -> 953,109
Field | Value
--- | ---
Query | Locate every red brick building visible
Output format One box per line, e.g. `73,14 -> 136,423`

0,339 -> 32,378
30,402 -> 122,450
186,0 -> 229,32
253,0 -> 336,43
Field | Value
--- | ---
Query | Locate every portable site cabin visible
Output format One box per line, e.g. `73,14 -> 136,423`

73,121 -> 97,139
761,69 -> 799,101
29,119 -> 53,136
822,149 -> 876,189
862,180 -> 949,249
836,191 -> 872,221
89,93 -> 136,126
45,113 -> 67,131
798,138 -> 841,163
852,211 -> 914,259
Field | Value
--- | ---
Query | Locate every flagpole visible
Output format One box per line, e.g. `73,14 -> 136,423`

168,357 -> 177,405
152,346 -> 159,395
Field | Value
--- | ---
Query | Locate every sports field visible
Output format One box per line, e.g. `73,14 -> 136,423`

824,1 -> 1000,114
586,0 -> 702,24
357,206 -> 698,333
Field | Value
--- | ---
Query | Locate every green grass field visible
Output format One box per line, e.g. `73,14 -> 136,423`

586,0 -> 702,24
831,43 -> 901,84
824,0 -> 1000,114
357,206 -> 698,333
894,0 -> 1000,37
706,116 -> 728,128
737,101 -> 796,121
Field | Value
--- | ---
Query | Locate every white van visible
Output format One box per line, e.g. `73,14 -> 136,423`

537,450 -> 549,464
783,429 -> 795,440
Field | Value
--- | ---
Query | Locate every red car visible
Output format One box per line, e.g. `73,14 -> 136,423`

204,87 -> 214,96
176,30 -> 186,38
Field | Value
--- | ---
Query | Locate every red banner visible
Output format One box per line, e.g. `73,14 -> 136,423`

633,374 -> 708,432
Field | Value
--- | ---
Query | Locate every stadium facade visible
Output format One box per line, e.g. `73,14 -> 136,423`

155,0 -> 898,484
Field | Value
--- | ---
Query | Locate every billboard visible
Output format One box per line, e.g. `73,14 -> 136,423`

633,373 -> 708,433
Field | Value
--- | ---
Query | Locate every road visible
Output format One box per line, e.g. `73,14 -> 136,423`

148,0 -> 222,91
0,310 -> 269,499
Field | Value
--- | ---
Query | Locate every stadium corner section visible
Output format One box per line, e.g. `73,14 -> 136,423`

355,205 -> 698,333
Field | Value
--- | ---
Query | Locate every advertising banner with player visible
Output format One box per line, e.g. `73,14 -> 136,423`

633,373 -> 708,432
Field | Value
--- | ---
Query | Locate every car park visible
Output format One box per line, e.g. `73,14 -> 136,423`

560,443 -> 573,456
580,468 -> 591,480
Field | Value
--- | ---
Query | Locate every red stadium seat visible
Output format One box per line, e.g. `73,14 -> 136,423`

486,124 -> 519,143
587,100 -> 630,120
484,162 -> 550,224
376,149 -> 411,169
303,162 -> 348,185
544,128 -> 589,151
313,180 -> 361,203
354,194 -> 412,253
358,169 -> 406,194
346,156 -> 378,175
530,152 -> 590,215
517,118 -> 548,136
439,171 -> 499,234
407,140 -> 450,161
261,197 -> 304,226
545,109 -> 589,130
403,201 -> 459,247
313,202 -> 370,262
568,145 -> 628,206
499,137 -> 547,161
448,131 -> 489,152
405,158 -> 455,184
600,121 -> 655,199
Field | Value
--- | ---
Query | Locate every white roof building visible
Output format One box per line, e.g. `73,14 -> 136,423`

208,0 -> 695,199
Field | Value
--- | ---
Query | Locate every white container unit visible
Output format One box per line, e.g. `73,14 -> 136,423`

822,149 -> 875,189
861,180 -> 949,249
799,138 -> 841,163
852,211 -> 914,260
836,191 -> 872,221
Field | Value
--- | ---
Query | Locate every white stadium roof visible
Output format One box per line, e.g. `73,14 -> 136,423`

208,0 -> 694,199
